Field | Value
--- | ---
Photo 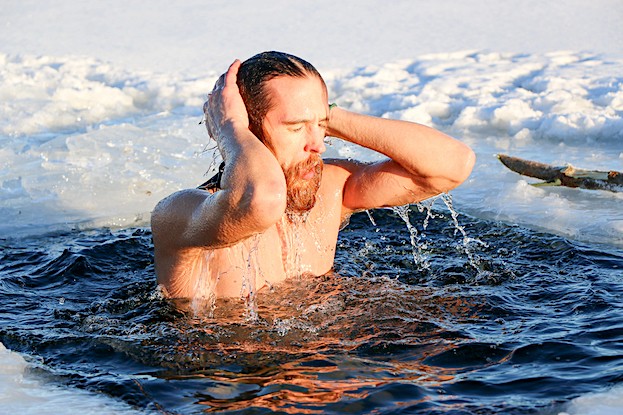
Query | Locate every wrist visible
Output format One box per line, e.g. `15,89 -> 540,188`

219,118 -> 250,141
327,105 -> 345,138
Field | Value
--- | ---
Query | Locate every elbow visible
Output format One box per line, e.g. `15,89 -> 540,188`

456,146 -> 476,185
434,146 -> 476,193
243,178 -> 287,229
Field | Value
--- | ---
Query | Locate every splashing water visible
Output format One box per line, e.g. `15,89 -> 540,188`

187,235 -> 264,322
190,250 -> 218,319
189,192 -> 491,320
415,196 -> 443,230
389,193 -> 494,284
391,204 -> 431,270
277,213 -> 315,279
439,193 -> 491,280
365,209 -> 377,227
240,234 -> 261,322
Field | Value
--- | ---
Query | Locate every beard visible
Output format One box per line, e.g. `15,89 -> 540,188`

283,154 -> 323,215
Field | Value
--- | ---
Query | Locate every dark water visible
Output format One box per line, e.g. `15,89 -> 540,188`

1,206 -> 622,414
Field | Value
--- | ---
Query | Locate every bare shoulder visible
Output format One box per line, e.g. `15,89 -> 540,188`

323,157 -> 368,173
321,157 -> 371,187
320,158 -> 370,218
319,159 -> 359,194
152,188 -> 209,224
151,188 -> 211,249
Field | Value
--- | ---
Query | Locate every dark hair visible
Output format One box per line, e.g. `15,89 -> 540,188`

237,51 -> 325,142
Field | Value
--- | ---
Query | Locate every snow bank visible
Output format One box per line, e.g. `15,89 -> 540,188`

0,342 -> 148,415
1,51 -> 622,244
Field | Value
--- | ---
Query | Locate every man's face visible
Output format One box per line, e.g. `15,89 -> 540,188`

261,75 -> 328,214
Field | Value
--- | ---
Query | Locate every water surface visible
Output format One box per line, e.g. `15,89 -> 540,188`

1,206 -> 622,414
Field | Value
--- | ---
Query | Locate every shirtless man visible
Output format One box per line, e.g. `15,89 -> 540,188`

151,51 -> 475,299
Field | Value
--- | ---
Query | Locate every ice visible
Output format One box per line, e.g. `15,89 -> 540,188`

559,384 -> 623,415
0,342 -> 149,415
1,53 -> 622,242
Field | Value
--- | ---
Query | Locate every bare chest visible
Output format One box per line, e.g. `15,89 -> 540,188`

206,206 -> 342,297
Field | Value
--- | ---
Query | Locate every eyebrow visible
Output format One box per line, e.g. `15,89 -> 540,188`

283,116 -> 329,125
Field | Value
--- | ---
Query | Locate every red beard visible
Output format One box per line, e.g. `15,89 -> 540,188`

283,154 -> 323,215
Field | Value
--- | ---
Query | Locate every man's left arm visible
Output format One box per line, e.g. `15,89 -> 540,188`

326,107 -> 475,213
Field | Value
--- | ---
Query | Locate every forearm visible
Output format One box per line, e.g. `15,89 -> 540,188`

218,123 -> 283,187
215,123 -> 287,227
327,107 -> 475,188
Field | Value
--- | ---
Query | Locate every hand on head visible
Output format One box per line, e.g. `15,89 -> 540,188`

203,60 -> 249,141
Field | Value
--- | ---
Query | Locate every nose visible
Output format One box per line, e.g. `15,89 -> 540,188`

304,125 -> 326,154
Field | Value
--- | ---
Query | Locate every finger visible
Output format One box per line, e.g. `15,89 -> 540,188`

223,59 -> 241,88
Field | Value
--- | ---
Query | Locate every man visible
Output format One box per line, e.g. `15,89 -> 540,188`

151,51 -> 475,299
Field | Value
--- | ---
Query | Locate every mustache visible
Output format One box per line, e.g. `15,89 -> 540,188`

285,154 -> 323,181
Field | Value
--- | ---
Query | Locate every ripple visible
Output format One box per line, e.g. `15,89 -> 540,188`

1,209 -> 622,414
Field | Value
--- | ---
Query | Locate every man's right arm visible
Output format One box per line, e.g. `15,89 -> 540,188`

151,60 -> 286,251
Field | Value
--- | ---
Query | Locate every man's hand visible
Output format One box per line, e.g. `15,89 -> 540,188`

204,60 -> 249,142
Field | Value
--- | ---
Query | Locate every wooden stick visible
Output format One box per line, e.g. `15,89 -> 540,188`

497,154 -> 623,192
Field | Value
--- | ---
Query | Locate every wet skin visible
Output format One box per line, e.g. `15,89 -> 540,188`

151,61 -> 476,299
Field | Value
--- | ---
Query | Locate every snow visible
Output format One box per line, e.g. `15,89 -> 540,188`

0,343 -> 149,415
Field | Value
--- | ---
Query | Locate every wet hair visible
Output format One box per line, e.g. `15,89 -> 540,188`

237,51 -> 326,143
